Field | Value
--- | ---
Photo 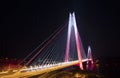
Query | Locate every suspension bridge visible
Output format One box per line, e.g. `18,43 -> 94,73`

0,12 -> 94,78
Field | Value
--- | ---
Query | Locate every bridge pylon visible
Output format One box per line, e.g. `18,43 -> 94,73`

65,12 -> 83,70
86,46 -> 94,71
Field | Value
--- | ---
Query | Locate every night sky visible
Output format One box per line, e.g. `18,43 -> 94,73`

0,0 -> 120,59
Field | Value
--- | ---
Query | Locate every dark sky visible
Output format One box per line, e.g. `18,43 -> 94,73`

0,0 -> 120,59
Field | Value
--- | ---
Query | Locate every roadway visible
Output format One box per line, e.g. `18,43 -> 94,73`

0,59 -> 88,78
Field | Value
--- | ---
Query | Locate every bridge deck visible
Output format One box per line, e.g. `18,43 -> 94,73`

1,59 -> 88,78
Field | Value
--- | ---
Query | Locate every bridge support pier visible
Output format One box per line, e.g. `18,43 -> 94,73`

86,60 -> 94,71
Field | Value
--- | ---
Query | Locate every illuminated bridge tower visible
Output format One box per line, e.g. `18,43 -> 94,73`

86,46 -> 94,71
65,13 -> 83,70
